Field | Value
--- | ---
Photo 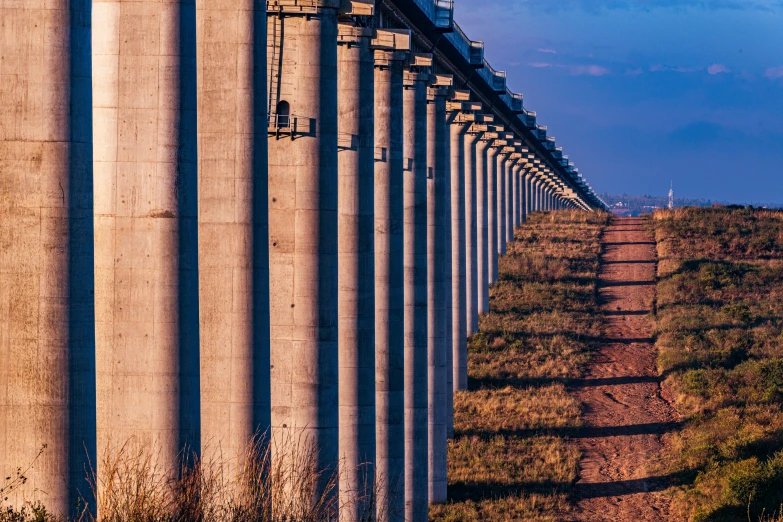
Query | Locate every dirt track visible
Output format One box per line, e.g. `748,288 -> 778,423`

571,217 -> 681,522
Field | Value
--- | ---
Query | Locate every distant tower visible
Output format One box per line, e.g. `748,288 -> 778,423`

668,181 -> 675,210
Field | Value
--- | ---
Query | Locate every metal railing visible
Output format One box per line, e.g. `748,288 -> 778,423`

480,59 -> 506,93
446,22 -> 484,67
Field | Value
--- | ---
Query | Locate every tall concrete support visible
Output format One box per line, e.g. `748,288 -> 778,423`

476,137 -> 491,314
267,4 -> 339,494
403,68 -> 429,522
487,144 -> 499,285
464,130 -> 482,334
337,24 -> 376,520
373,49 -> 406,522
450,119 -> 470,391
496,150 -> 507,257
426,86 -> 448,505
506,156 -> 516,244
0,1 -> 95,514
94,0 -> 200,483
196,0 -> 270,479
512,162 -> 520,230
536,179 -> 544,212
522,170 -> 532,222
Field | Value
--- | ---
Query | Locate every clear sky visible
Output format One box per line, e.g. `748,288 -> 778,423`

456,0 -> 783,205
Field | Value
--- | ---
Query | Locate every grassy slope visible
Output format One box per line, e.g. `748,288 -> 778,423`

431,211 -> 608,522
652,207 -> 783,521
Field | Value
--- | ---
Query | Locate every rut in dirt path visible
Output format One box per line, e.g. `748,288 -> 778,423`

571,217 -> 682,522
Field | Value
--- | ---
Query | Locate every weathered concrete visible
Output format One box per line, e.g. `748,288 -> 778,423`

337,24 -> 376,520
496,149 -> 507,257
476,137 -> 491,314
93,0 -> 200,485
267,5 -> 340,494
450,120 -> 470,390
487,143 -> 499,285
196,0 -> 270,480
464,130 -> 483,334
403,68 -> 429,522
0,1 -> 94,514
508,157 -> 519,241
512,161 -> 520,230
522,170 -> 533,222
373,48 -> 406,522
427,86 -> 449,505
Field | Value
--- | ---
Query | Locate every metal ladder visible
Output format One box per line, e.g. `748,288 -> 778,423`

267,13 -> 282,126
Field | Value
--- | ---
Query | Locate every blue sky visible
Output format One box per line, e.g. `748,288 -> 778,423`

456,0 -> 783,204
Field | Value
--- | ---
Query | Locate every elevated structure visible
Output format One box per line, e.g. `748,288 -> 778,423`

1,1 -> 605,520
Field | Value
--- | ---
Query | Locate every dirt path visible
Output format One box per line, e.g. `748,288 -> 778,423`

571,217 -> 681,522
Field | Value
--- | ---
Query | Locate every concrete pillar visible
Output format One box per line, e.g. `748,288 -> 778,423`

464,131 -> 482,334
267,4 -> 339,495
338,24 -> 376,520
94,0 -> 200,484
510,160 -> 521,230
426,85 -> 448,505
522,171 -> 532,222
374,49 -> 406,522
450,120 -> 470,392
0,1 -> 94,514
403,67 -> 429,522
487,143 -> 499,285
505,156 -> 516,244
476,137 -> 491,314
196,0 -> 270,480
496,150 -> 507,257
536,179 -> 544,212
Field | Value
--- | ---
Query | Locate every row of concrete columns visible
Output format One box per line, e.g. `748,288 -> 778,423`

1,2 -> 582,521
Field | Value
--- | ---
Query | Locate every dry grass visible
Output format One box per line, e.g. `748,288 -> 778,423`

652,207 -> 783,522
3,431 -> 390,522
430,210 -> 609,521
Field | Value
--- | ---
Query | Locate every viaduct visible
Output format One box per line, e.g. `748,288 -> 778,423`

0,0 -> 605,520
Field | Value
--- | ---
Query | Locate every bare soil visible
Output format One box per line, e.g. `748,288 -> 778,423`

570,217 -> 682,522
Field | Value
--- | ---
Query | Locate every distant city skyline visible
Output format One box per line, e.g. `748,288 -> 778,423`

457,0 -> 783,205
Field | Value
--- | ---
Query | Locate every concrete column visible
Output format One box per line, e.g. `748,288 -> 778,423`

450,121 -> 470,392
476,137 -> 491,314
464,131 -> 482,334
512,161 -> 520,230
196,0 -> 270,480
267,4 -> 339,494
487,144 -> 499,285
536,179 -> 544,212
403,68 -> 429,522
505,156 -> 516,244
426,85 -> 448,505
338,24 -> 376,520
496,150 -> 507,257
522,171 -> 532,222
374,49 -> 406,522
94,0 -> 200,484
0,1 -> 94,514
